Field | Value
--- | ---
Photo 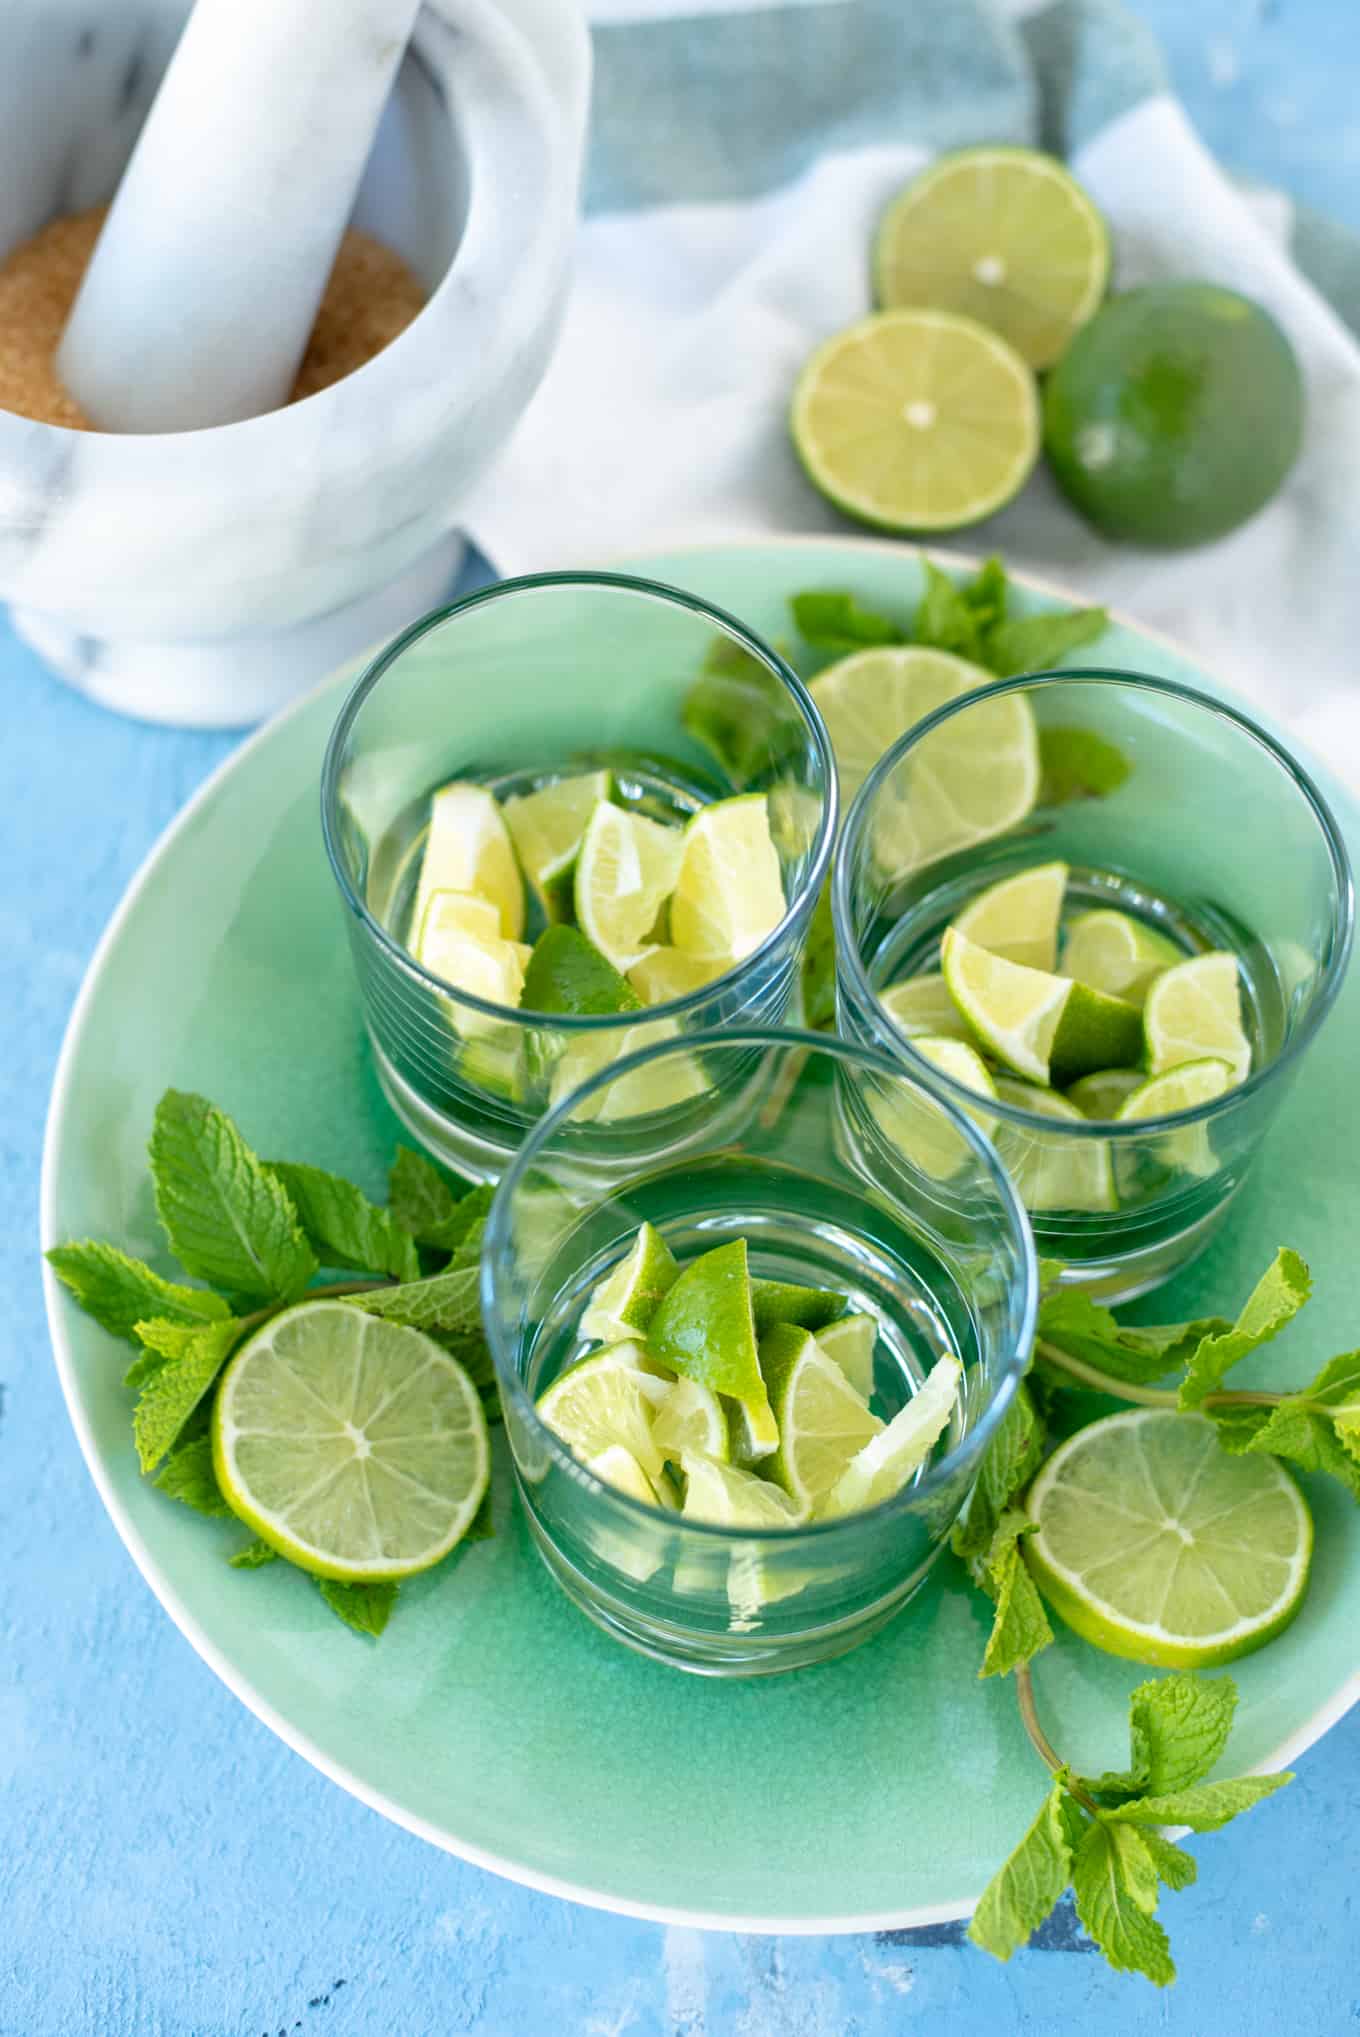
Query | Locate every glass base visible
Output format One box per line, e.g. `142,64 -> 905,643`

1038,1184 -> 1240,1306
374,1036 -> 514,1183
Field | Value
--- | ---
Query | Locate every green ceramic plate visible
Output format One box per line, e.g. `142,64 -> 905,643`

41,539 -> 1360,1932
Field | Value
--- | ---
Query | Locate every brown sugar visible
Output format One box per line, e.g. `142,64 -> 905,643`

0,206 -> 428,430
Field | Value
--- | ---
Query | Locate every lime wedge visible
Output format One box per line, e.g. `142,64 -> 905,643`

503,769 -> 612,921
880,973 -> 971,1043
759,1322 -> 883,1512
1061,909 -> 1182,1005
586,1443 -> 671,1508
410,782 -> 524,942
941,927 -> 1141,1086
521,924 -> 641,1018
212,1301 -> 489,1581
808,644 -> 992,808
819,1353 -> 961,1518
791,309 -> 1040,531
413,888 -> 503,951
1143,952 -> 1251,1084
1065,1067 -> 1144,1120
536,1348 -> 666,1483
626,946 -> 730,1004
460,1028 -> 525,1101
414,897 -> 531,1041
1026,1409 -> 1312,1666
873,146 -> 1110,370
548,1016 -> 707,1121
652,1378 -> 730,1465
680,1451 -> 806,1529
1116,1058 -> 1234,1179
581,1222 -> 679,1344
669,795 -> 786,961
813,1313 -> 878,1401
647,1239 -> 778,1458
751,1280 -> 849,1334
870,690 -> 1040,878
871,1033 -> 998,1181
952,861 -> 1068,972
574,801 -> 686,972
993,1075 -> 1117,1213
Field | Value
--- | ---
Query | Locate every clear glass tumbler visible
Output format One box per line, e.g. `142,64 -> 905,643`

834,669 -> 1353,1302
321,573 -> 836,1180
483,1028 -> 1037,1676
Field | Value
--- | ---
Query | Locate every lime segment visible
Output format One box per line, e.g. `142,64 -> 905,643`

952,861 -> 1068,971
814,1313 -> 878,1401
819,1354 -> 962,1518
574,801 -> 685,972
647,1239 -> 778,1458
880,973 -> 971,1042
808,644 -> 993,808
504,769 -> 612,921
759,1323 -> 883,1512
1065,1067 -> 1144,1120
1061,909 -> 1182,1005
993,1075 -> 1117,1214
670,795 -> 786,961
751,1280 -> 850,1334
942,927 -> 1142,1085
1026,1409 -> 1312,1666
212,1301 -> 490,1582
626,946 -> 729,1004
536,1348 -> 666,1483
680,1452 -> 806,1529
581,1222 -> 679,1344
415,894 -> 531,1039
521,924 -> 641,1018
411,782 -> 524,942
1143,952 -> 1251,1084
652,1378 -> 730,1465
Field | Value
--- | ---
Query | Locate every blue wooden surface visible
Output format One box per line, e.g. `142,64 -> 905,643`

6,7 -> 1360,2030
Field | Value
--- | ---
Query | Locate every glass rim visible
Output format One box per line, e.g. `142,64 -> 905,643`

832,666 -> 1356,1140
482,1023 -> 1040,1543
320,570 -> 838,1034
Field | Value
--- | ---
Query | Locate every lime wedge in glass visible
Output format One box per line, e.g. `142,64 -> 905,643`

212,1301 -> 490,1581
953,861 -> 1068,972
941,927 -> 1142,1086
652,1377 -> 730,1465
410,781 -> 524,942
1143,951 -> 1251,1084
1065,1067 -> 1144,1120
814,1313 -> 879,1401
522,924 -> 641,1018
574,800 -> 685,972
680,1451 -> 806,1528
1116,1057 -> 1234,1179
647,1238 -> 778,1458
586,1443 -> 672,1508
581,1221 -> 679,1344
1026,1409 -> 1312,1666
413,887 -> 503,952
819,1353 -> 962,1517
1061,908 -> 1182,1005
626,946 -> 730,1004
536,1348 -> 667,1483
873,145 -> 1110,370
504,768 -> 612,922
751,1280 -> 849,1334
870,691 -> 1040,877
993,1074 -> 1117,1213
791,308 -> 1040,532
669,795 -> 786,961
759,1323 -> 883,1513
808,644 -> 993,808
880,973 -> 971,1043
413,896 -> 531,1041
871,1033 -> 998,1181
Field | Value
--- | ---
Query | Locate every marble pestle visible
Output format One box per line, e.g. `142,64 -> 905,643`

57,0 -> 423,432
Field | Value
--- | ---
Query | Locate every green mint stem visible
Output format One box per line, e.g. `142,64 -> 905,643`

1014,1662 -> 1102,1817
233,1277 -> 391,1342
1035,1341 -> 1287,1412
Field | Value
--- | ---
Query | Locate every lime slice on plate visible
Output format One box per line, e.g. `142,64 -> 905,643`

814,1313 -> 878,1401
808,644 -> 992,808
503,769 -> 612,921
880,973 -> 971,1042
1026,1409 -> 1312,1666
1061,908 -> 1182,1005
941,927 -> 1141,1086
574,801 -> 686,972
652,1378 -> 730,1465
791,309 -> 1040,531
870,690 -> 1040,878
952,861 -> 1068,972
626,946 -> 730,1004
536,1348 -> 667,1483
212,1301 -> 490,1581
581,1221 -> 679,1343
410,782 -> 524,942
1143,951 -> 1251,1084
819,1353 -> 962,1517
647,1238 -> 778,1458
669,795 -> 786,961
759,1322 -> 883,1513
680,1452 -> 806,1528
993,1074 -> 1117,1214
873,145 -> 1110,370
1065,1067 -> 1144,1120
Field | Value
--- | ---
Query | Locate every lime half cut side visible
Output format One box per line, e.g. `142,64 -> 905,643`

791,309 -> 1040,532
1026,1409 -> 1312,1667
808,644 -> 993,809
212,1302 -> 490,1582
873,146 -> 1110,369
870,691 -> 1040,878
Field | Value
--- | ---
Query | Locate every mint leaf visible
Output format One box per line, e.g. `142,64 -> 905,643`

790,590 -> 904,658
683,636 -> 801,788
229,1539 -> 279,1569
343,1265 -> 481,1334
46,1241 -> 230,1344
1243,1401 -> 1360,1501
986,606 -> 1110,680
389,1147 -> 462,1245
1038,725 -> 1131,805
913,558 -> 989,662
1202,1403 -> 1273,1453
979,1515 -> 1053,1678
150,1090 -> 317,1303
1071,1822 -> 1175,1985
1139,1832 -> 1197,1892
799,883 -> 838,1033
123,1348 -> 170,1390
1178,1250 -> 1311,1409
952,1378 -> 1045,1563
1127,1674 -> 1237,1796
317,1577 -> 398,1638
154,1435 -> 233,1517
448,1191 -> 494,1272
132,1317 -> 244,1471
1296,1348 -> 1360,1419
968,1785 -> 1076,1961
1039,1286 -> 1230,1388
1109,1773 -> 1291,1832
267,1162 -> 419,1282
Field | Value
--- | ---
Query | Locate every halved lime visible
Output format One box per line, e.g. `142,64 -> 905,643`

881,973 -> 971,1041
808,644 -> 992,807
952,861 -> 1068,972
791,309 -> 1040,532
1061,909 -> 1182,1005
626,945 -> 730,1004
1143,952 -> 1251,1084
814,1313 -> 878,1401
993,1075 -> 1117,1213
504,769 -> 612,921
647,1238 -> 778,1458
1065,1067 -> 1144,1120
410,782 -> 524,942
669,795 -> 785,961
581,1222 -> 679,1344
873,146 -> 1109,370
819,1353 -> 962,1517
941,927 -> 1142,1086
1026,1409 -> 1312,1666
759,1322 -> 883,1512
870,690 -> 1040,877
212,1301 -> 489,1581
536,1348 -> 666,1483
574,801 -> 685,972
652,1377 -> 730,1465
680,1451 -> 806,1528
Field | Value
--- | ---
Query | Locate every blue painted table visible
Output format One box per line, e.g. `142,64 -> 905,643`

6,6 -> 1360,2030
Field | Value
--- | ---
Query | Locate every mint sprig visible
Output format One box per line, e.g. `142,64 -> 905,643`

150,1090 -> 317,1303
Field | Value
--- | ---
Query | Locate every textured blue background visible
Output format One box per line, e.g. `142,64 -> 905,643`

6,4 -> 1360,2031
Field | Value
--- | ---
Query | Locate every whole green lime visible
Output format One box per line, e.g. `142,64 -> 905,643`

1043,282 -> 1304,547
